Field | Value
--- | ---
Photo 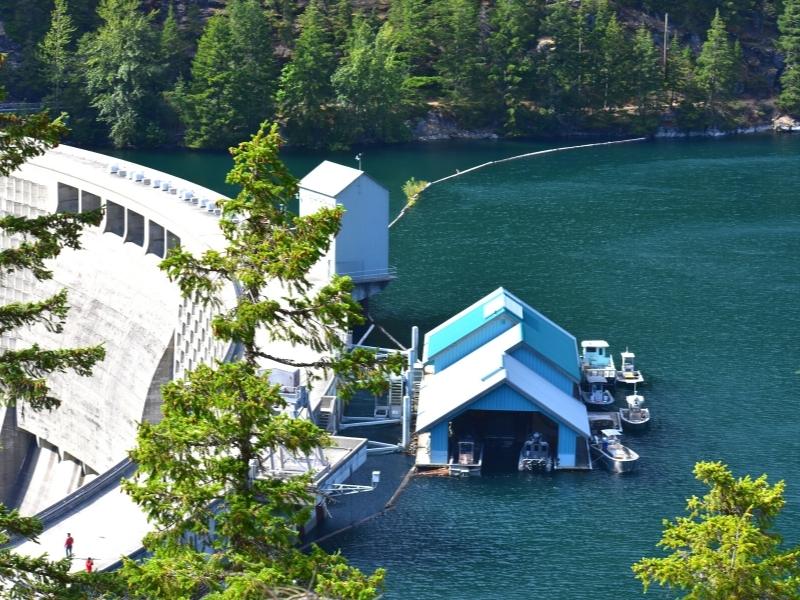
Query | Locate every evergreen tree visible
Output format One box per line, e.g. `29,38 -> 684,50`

160,4 -> 191,86
778,0 -> 800,114
122,123 -> 402,598
276,0 -> 337,147
630,26 -> 662,116
81,0 -> 165,147
634,461 -> 800,599
332,21 -> 409,144
487,0 -> 544,133
432,0 -> 486,107
665,34 -> 696,107
38,0 -> 77,108
696,10 -> 740,114
387,0 -> 434,73
171,0 -> 277,149
539,0 -> 582,110
599,13 -> 630,109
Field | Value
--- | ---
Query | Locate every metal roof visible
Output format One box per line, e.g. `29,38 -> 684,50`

298,160 -> 365,198
416,335 -> 590,437
581,340 -> 609,348
423,287 -> 581,381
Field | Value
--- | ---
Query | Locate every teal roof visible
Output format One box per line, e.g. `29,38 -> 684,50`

423,288 -> 580,382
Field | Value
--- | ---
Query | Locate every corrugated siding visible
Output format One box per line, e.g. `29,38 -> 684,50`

509,346 -> 573,395
470,384 -> 539,412
434,317 -> 515,372
557,424 -> 577,467
429,422 -> 449,464
520,318 -> 581,382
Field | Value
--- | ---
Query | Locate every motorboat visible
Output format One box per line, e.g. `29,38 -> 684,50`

581,375 -> 615,410
619,391 -> 650,432
518,432 -> 553,472
615,350 -> 644,386
580,340 -> 616,381
449,436 -> 483,476
590,429 -> 639,473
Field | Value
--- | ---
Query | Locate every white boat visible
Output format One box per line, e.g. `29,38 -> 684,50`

580,340 -> 616,381
615,350 -> 644,386
580,374 -> 615,410
619,391 -> 650,432
517,432 -> 553,472
590,429 -> 639,473
449,437 -> 483,476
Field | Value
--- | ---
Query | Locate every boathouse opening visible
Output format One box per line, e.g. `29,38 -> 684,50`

451,410 -> 559,472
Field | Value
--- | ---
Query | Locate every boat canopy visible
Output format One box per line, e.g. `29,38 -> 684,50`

585,374 -> 608,384
600,429 -> 622,437
581,340 -> 609,348
626,394 -> 645,404
620,351 -> 635,358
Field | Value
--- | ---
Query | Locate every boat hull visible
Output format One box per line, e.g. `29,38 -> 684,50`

590,445 -> 639,473
619,410 -> 651,432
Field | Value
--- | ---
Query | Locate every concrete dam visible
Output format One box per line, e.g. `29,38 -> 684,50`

0,145 -> 394,569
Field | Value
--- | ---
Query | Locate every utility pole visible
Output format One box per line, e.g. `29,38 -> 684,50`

355,153 -> 363,171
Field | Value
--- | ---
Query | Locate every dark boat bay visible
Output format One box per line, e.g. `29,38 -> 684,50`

108,135 -> 800,599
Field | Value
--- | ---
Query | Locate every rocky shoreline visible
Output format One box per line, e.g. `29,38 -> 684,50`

409,111 -> 800,144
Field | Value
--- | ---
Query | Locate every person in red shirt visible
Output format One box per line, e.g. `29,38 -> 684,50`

85,557 -> 94,573
64,533 -> 74,558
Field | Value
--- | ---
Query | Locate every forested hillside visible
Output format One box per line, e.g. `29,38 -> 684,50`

1,0 -> 799,149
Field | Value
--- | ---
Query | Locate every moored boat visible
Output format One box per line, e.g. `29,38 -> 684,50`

615,350 -> 644,386
449,436 -> 483,476
517,432 -> 553,473
619,391 -> 650,432
590,429 -> 639,473
580,340 -> 616,381
581,374 -> 615,410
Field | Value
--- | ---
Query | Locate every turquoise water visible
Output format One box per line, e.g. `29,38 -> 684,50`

109,135 -> 800,599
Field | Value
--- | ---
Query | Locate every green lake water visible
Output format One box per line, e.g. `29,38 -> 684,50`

108,135 -> 800,599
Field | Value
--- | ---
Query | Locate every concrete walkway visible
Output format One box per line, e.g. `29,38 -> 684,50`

12,482 -> 149,573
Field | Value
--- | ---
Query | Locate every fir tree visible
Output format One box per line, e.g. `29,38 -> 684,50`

81,0 -> 165,147
332,20 -> 409,144
38,0 -> 77,108
171,0 -> 277,149
630,26 -> 662,116
433,0 -> 486,107
696,10 -> 740,114
778,0 -> 800,114
276,0 -> 336,147
599,13 -> 630,109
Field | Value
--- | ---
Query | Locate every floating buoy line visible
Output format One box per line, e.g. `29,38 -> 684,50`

388,136 -> 647,229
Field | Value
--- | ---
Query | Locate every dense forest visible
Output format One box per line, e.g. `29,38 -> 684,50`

1,0 -> 800,149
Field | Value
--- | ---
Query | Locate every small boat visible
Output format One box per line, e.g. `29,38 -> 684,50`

619,391 -> 650,432
581,375 -> 615,410
518,432 -> 553,473
449,436 -> 483,476
615,350 -> 644,386
580,340 -> 616,382
590,429 -> 639,473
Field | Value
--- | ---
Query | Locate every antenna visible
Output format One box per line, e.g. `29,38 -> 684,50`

355,153 -> 362,171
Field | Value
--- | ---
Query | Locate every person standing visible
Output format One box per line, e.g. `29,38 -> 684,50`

85,557 -> 94,573
64,533 -> 74,558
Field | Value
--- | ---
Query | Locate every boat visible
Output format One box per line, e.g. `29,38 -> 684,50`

517,432 -> 553,472
580,340 -> 616,382
615,350 -> 644,386
590,429 -> 639,473
580,374 -> 615,410
449,436 -> 483,476
619,391 -> 650,432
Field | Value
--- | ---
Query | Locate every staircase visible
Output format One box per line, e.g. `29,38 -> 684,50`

388,376 -> 404,418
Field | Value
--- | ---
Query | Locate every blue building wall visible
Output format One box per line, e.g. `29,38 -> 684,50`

471,385 -> 540,412
508,346 -> 574,396
429,421 -> 449,464
557,424 -> 577,468
432,317 -> 517,372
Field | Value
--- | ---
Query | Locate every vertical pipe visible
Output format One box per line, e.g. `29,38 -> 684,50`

401,394 -> 411,449
663,13 -> 669,78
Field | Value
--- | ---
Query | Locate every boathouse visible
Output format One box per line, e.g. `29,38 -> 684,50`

299,161 -> 393,301
415,288 -> 592,471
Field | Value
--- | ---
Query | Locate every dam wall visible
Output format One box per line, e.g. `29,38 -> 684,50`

0,145 -> 238,513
